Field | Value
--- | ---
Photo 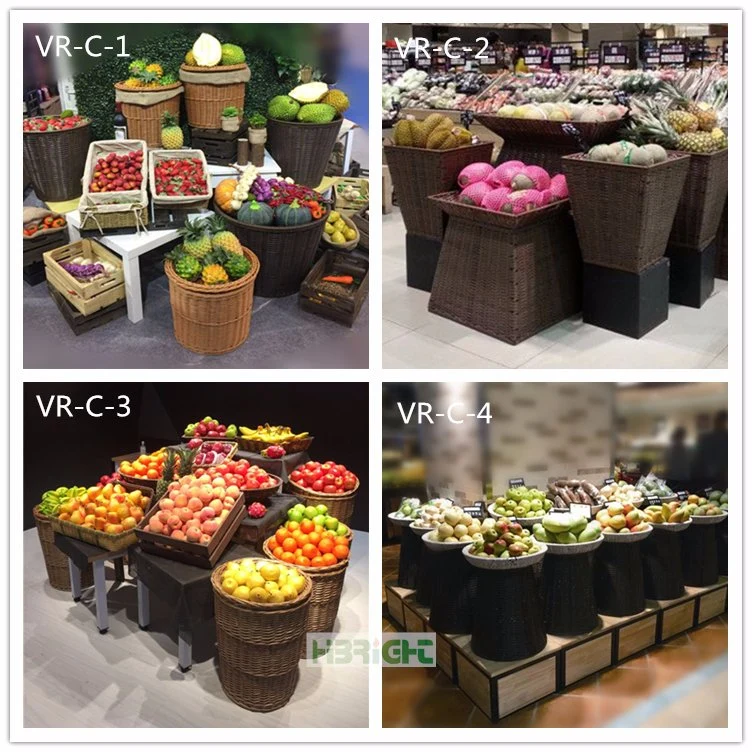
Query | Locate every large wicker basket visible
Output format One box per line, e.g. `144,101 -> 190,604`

562,152 -> 691,273
383,142 -> 494,241
212,559 -> 312,712
287,479 -> 359,527
23,121 -> 91,202
266,117 -> 342,188
179,63 -> 250,129
263,538 -> 349,656
165,247 -> 260,355
212,204 -> 327,298
669,149 -> 728,250
114,82 -> 182,148
428,193 -> 581,344
33,506 -> 94,591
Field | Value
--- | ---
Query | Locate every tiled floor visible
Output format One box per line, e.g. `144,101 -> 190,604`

382,544 -> 728,728
382,210 -> 728,369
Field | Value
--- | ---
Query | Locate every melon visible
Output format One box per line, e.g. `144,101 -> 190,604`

480,186 -> 512,212
549,174 -> 569,200
457,162 -> 494,188
501,189 -> 541,214
642,144 -> 668,164
587,144 -> 613,162
538,189 -> 553,206
496,104 -> 517,117
520,165 -> 551,191
458,181 -> 493,206
192,33 -> 223,67
487,160 -> 526,188
510,171 -> 535,191
626,146 -> 654,166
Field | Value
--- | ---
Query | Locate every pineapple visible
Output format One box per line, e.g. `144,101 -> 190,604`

677,131 -> 717,154
128,59 -> 148,74
666,110 -> 698,134
122,77 -> 143,89
174,253 -> 201,281
135,69 -> 160,87
687,101 -> 717,132
154,448 -> 179,502
223,252 -> 251,280
710,128 -> 728,150
161,112 -> 184,149
179,218 -> 212,259
201,264 -> 229,285
207,215 -> 243,254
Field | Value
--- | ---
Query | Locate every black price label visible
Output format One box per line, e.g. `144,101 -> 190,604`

523,47 -> 543,66
644,495 -> 660,504
659,43 -> 686,65
604,477 -> 615,485
463,505 -> 485,519
587,50 -> 600,65
603,45 -> 628,65
509,477 -> 526,488
552,45 -> 573,65
676,490 -> 689,501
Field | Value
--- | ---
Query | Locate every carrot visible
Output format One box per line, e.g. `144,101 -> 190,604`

322,275 -> 353,284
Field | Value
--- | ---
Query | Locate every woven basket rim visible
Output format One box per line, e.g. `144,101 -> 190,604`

180,63 -> 249,73
164,246 -> 260,294
214,202 -> 330,234
235,435 -> 314,448
117,472 -> 159,487
23,119 -> 91,134
33,504 -> 51,522
288,476 -> 360,499
382,141 -> 493,154
562,150 -> 692,170
240,472 -> 282,492
211,558 -> 313,611
263,538 -> 350,575
267,115 -> 343,127
114,81 -> 183,93
676,147 -> 729,159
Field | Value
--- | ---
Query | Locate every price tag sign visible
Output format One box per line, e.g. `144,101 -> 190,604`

509,477 -> 526,487
659,43 -> 686,65
603,45 -> 628,65
676,490 -> 689,501
570,503 -> 592,519
523,46 -> 543,66
645,47 -> 660,66
463,501 -> 486,519
587,50 -> 600,66
552,45 -> 573,66
644,495 -> 660,505
604,477 -> 615,485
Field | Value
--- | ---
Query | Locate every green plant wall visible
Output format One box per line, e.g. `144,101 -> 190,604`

73,27 -> 301,142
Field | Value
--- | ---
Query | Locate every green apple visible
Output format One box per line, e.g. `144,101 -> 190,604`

315,504 -> 328,515
324,517 -> 339,531
313,514 -> 327,527
304,505 -> 318,520
288,509 -> 303,523
335,523 -> 349,537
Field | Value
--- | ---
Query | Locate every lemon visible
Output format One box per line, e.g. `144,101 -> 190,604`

329,211 -> 341,223
233,569 -> 249,586
247,572 -> 265,590
268,590 -> 286,603
264,581 -> 279,592
280,584 -> 298,601
233,585 -> 251,601
221,577 -> 237,595
345,228 -> 357,241
240,558 -> 256,571
289,575 -> 306,594
277,569 -> 288,586
249,586 -> 270,603
324,223 -> 335,235
334,220 -> 346,232
259,563 -> 280,582
331,231 -> 346,244
225,561 -> 240,573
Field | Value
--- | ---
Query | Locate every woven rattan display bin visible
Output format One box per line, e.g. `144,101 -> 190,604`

114,82 -> 182,147
287,479 -> 360,527
23,121 -> 91,202
165,247 -> 260,355
669,149 -> 728,250
263,539 -> 349,655
562,152 -> 691,273
383,141 -> 493,241
179,63 -> 249,129
213,203 -> 327,298
212,559 -> 312,712
266,117 -> 342,188
33,506 -> 94,591
428,193 -> 581,344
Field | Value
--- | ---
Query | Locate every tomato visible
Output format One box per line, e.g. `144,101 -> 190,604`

300,519 -> 314,534
308,531 -> 321,546
312,479 -> 324,493
275,529 -> 287,546
322,553 -> 337,567
281,551 -> 295,564
302,544 -> 318,560
297,534 -> 310,547
273,546 -> 284,559
282,538 -> 297,553
310,556 -> 325,568
297,556 -> 311,568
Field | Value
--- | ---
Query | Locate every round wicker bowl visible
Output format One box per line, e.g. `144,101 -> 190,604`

164,247 -> 260,355
462,541 -> 548,570
240,474 -> 283,503
23,120 -> 91,202
266,116 -> 342,188
212,558 -> 312,712
118,474 -> 160,492
237,435 -> 314,454
287,477 -> 359,527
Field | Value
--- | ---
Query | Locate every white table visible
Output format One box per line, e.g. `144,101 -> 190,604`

207,148 -> 280,187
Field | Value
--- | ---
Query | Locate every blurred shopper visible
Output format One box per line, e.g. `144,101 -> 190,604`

693,410 -> 728,489
664,426 -> 692,489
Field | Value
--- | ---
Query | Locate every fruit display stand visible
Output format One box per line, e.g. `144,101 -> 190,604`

23,214 -> 69,287
164,247 -> 260,355
33,506 -> 93,592
23,119 -> 91,202
179,63 -> 250,130
640,522 -> 690,600
427,194 -> 581,345
190,119 -> 249,164
717,519 -> 728,576
464,544 -> 548,662
422,533 -> 476,635
680,513 -> 727,587
213,204 -> 328,298
387,513 -> 421,589
212,559 -> 312,712
474,115 -> 626,175
287,478 -> 359,528
130,540 -> 258,672
715,200 -> 728,280
114,82 -> 183,147
594,528 -> 652,617
383,141 -> 493,292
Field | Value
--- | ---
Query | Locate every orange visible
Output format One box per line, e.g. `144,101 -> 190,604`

297,534 -> 310,547
146,468 -> 159,479
333,545 -> 349,561
297,555 -> 311,568
275,529 -> 287,546
282,538 -> 298,553
323,529 -> 336,539
321,553 -> 337,567
273,546 -> 284,559
311,556 -> 325,568
287,520 -> 300,532
281,551 -> 296,564
318,537 -> 334,555
314,524 -> 324,534
334,536 -> 350,548
300,519 -> 315,534
308,531 -> 322,546
301,543 -> 318,560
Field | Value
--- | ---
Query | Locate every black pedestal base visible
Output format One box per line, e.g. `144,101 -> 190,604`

415,546 -> 437,607
641,527 -> 685,600
397,527 -> 422,590
666,241 -> 716,309
583,258 -> 669,338
716,519 -> 728,576
594,541 -> 645,616
429,547 -> 475,635
471,566 -> 546,661
681,524 -> 719,586
406,233 -> 442,292
543,553 -> 598,636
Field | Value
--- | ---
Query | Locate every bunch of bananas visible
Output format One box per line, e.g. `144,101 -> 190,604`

239,424 -> 309,444
39,486 -> 86,517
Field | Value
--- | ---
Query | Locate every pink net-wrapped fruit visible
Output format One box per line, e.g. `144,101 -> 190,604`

519,165 -> 551,191
501,189 -> 542,214
480,186 -> 512,211
487,160 -> 526,188
457,162 -> 494,188
549,174 -> 569,200
458,180 -> 493,206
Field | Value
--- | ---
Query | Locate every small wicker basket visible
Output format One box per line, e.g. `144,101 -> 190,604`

114,82 -> 182,148
287,478 -> 360,527
180,63 -> 249,130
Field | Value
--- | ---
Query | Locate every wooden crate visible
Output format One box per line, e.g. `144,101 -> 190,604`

300,250 -> 368,327
47,283 -> 126,335
189,120 -> 248,165
351,207 -> 369,250
24,227 -> 69,267
135,492 -> 246,568
24,261 -> 46,286
333,177 -> 369,215
43,238 -> 125,316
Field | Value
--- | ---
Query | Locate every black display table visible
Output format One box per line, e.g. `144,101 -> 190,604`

594,533 -> 649,616
53,533 -> 128,634
681,519 -> 723,586
543,542 -> 602,636
717,519 -> 728,576
469,560 -> 546,661
414,530 -> 437,607
130,541 -> 256,672
427,543 -> 475,635
388,515 -> 422,589
641,524 -> 687,600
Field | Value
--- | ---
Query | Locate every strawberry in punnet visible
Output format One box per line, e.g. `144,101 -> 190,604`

154,158 -> 207,198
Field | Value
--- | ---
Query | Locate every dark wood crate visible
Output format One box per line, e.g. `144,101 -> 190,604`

24,261 -> 46,286
351,207 -> 369,251
24,227 -> 69,267
299,250 -> 368,327
189,120 -> 248,165
135,491 -> 246,569
47,283 -> 127,335
232,493 -> 297,548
